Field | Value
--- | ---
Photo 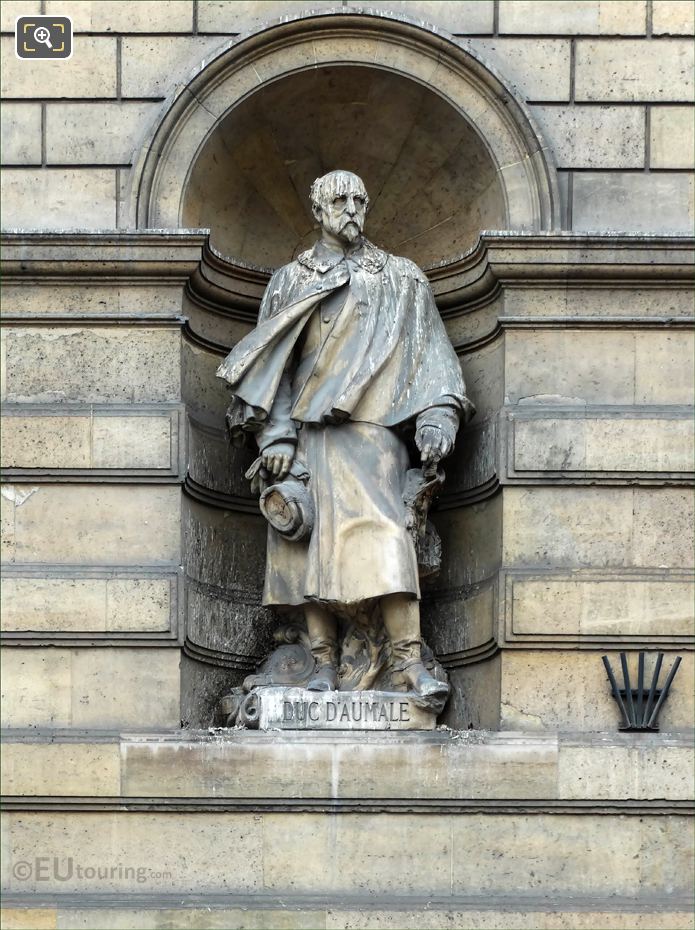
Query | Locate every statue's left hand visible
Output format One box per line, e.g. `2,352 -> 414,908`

415,425 -> 453,466
261,442 -> 295,481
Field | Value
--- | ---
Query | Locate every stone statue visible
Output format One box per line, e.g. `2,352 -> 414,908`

216,170 -> 474,724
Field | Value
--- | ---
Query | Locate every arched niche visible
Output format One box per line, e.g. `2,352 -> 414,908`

126,9 -> 561,728
127,9 -> 561,253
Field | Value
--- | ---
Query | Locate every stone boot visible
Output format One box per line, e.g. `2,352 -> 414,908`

306,634 -> 339,691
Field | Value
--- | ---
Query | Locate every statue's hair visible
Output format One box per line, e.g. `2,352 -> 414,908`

310,170 -> 369,211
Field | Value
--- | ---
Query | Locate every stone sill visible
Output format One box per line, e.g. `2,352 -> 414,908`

2,728 -> 692,807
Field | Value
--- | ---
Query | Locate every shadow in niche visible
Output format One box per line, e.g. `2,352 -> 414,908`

182,65 -> 506,270
180,64 -> 506,729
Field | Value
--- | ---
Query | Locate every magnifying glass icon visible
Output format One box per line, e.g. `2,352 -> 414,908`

34,25 -> 53,49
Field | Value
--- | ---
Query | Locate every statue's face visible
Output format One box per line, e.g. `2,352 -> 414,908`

317,186 -> 367,244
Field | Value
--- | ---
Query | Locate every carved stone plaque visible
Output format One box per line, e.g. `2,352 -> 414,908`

247,687 -> 437,731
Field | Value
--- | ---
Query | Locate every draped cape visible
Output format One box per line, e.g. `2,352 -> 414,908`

216,240 -> 474,443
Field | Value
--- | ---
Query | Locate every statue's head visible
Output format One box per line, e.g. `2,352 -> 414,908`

310,170 -> 369,245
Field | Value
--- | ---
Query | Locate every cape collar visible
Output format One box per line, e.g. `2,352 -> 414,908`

297,238 -> 388,275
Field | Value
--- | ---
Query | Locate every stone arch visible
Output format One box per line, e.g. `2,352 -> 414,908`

127,9 -> 560,267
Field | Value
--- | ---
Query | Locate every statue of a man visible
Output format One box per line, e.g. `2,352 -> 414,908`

217,170 -> 474,703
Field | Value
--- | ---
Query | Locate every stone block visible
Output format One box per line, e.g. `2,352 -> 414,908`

106,578 -> 172,632
351,2 -> 494,34
0,910 -> 56,930
324,911 -> 695,930
572,172 -> 694,234
509,575 -> 694,638
5,484 -> 180,564
0,648 -> 180,728
635,331 -> 695,404
92,416 -> 173,469
499,1 -> 646,34
575,39 -> 694,101
0,648 -> 73,728
1,743 -> 121,796
2,328 -> 180,404
558,744 -> 694,800
505,329 -> 694,406
500,650 -> 694,730
0,576 -> 172,633
0,170 -> 116,230
120,36 -> 225,97
504,329 -> 636,405
503,487 -> 694,569
1,412 -> 174,471
198,1 -> 348,32
652,0 -> 695,34
0,416 -> 90,469
45,103 -> 159,166
0,36 -> 117,98
651,106 -> 695,168
466,38 -> 571,101
2,812 -> 262,892
453,814 -> 693,896
1,104 -> 41,165
1,1 -> 41,32
530,105 -> 644,168
44,0 -> 193,32
632,488 -> 695,567
55,910 -> 324,930
0,283 -> 184,317
503,487 -> 635,568
513,416 -> 694,473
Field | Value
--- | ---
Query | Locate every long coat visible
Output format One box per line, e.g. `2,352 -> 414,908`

217,239 -> 474,607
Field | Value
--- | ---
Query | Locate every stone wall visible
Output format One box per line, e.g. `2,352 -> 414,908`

1,3 -> 693,928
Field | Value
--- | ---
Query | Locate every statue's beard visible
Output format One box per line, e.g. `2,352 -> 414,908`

340,221 -> 362,243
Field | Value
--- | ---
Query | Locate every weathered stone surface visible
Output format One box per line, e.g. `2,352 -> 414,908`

0,283 -> 184,317
0,907 -> 688,930
1,104 -> 41,166
652,0 -> 695,34
44,0 -> 193,32
0,170 -> 117,230
0,576 -> 172,633
575,39 -> 694,101
0,648 -> 180,728
45,103 -> 159,165
558,744 -> 694,800
2,328 -> 180,404
499,0 -> 646,34
650,106 -> 695,169
500,650 -> 693,731
1,416 -> 90,469
505,329 -> 694,406
503,487 -> 694,569
91,415 -> 173,469
1,412 -> 173,471
350,2 -> 494,34
467,38 -> 571,101
198,0 -> 345,32
634,331 -> 695,404
2,484 -> 180,564
1,743 -> 121,796
512,416 -> 694,473
503,285 -> 695,320
509,575 -> 694,638
121,731 -> 558,800
572,172 -> 695,234
120,36 -> 224,97
530,105 -> 644,168
0,36 -> 117,98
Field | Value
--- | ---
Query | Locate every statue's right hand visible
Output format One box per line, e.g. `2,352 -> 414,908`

261,442 -> 295,481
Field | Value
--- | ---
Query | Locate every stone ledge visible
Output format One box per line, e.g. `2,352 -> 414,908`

1,730 -> 692,805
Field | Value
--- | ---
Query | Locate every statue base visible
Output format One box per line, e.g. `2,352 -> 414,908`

230,686 -> 438,730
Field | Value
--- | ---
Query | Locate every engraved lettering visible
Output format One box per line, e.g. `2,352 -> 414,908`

400,701 -> 410,722
283,701 -> 294,722
326,701 -> 337,721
